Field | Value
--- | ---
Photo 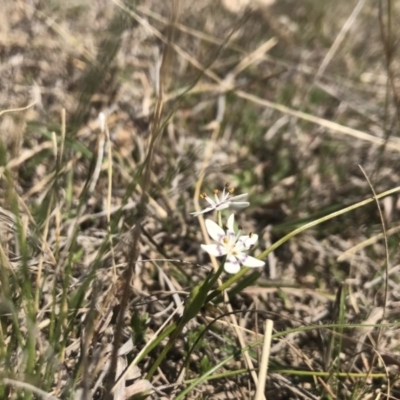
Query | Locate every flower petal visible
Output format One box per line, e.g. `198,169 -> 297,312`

215,203 -> 230,211
238,254 -> 265,268
236,235 -> 257,252
234,240 -> 248,252
229,201 -> 250,209
224,255 -> 241,274
204,219 -> 225,241
230,193 -> 248,201
191,206 -> 215,216
240,233 -> 258,248
201,244 -> 227,257
226,213 -> 235,232
203,195 -> 216,207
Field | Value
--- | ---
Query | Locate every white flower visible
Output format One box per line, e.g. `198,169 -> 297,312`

201,214 -> 265,274
191,184 -> 249,216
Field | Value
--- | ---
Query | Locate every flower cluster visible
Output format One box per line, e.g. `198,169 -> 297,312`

192,183 -> 265,274
190,184 -> 249,216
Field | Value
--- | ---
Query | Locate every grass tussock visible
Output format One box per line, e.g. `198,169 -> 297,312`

1,0 -> 400,399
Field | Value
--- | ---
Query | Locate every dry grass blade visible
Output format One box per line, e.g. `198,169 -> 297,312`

254,319 -> 273,400
0,101 -> 36,117
236,90 -> 400,151
104,0 -> 179,396
338,225 -> 400,262
315,0 -> 366,79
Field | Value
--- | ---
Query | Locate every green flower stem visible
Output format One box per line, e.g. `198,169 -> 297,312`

135,322 -> 177,365
206,258 -> 225,289
146,261 -> 224,380
217,211 -> 222,227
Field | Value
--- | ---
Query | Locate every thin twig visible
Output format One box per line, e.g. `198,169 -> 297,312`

358,165 -> 389,383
